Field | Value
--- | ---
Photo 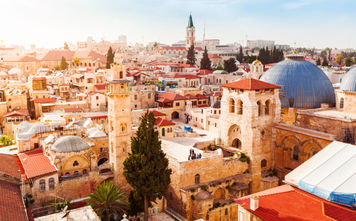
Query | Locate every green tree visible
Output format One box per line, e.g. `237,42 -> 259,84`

186,45 -> 196,65
214,64 -> 224,70
87,181 -> 128,221
200,47 -> 211,70
335,54 -> 344,65
316,58 -> 321,66
322,55 -> 329,66
224,58 -> 237,73
123,111 -> 172,221
0,135 -> 14,146
345,57 -> 352,67
106,46 -> 115,69
237,46 -> 244,63
60,56 -> 68,70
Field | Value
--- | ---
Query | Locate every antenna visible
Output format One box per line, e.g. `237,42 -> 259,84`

203,22 -> 206,47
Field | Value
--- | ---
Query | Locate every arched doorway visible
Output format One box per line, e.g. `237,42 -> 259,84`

232,138 -> 242,149
98,158 -> 108,166
171,111 -> 179,119
213,188 -> 226,203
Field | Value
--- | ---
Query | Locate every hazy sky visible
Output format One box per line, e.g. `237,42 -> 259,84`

1,0 -> 356,49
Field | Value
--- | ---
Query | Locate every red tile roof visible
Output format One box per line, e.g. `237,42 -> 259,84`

222,78 -> 281,90
155,117 -> 175,126
149,110 -> 166,117
157,92 -> 186,102
0,180 -> 28,221
2,111 -> 29,118
18,56 -> 39,62
95,84 -> 106,90
0,154 -> 22,180
198,69 -> 214,75
167,74 -> 200,79
195,94 -> 209,99
33,98 -> 57,103
18,149 -> 57,179
236,185 -> 356,221
41,49 -> 75,61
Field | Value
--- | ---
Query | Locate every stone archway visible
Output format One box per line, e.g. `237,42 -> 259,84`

301,139 -> 322,161
227,124 -> 241,148
213,188 -> 226,203
171,111 -> 179,119
98,158 -> 108,166
232,138 -> 242,149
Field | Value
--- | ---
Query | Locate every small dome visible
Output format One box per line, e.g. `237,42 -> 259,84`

0,71 -> 7,76
260,55 -> 335,108
340,67 -> 356,92
8,68 -> 22,75
252,59 -> 262,65
51,135 -> 90,152
195,191 -> 213,201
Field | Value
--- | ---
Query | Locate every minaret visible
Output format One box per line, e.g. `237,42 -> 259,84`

107,61 -> 132,186
186,14 -> 195,47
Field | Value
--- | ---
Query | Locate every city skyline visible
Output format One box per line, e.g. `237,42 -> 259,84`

1,0 -> 356,49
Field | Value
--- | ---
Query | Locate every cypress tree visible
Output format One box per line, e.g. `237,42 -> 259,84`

123,112 -> 172,221
60,56 -> 68,70
316,58 -> 321,66
186,45 -> 196,65
200,47 -> 212,70
237,46 -> 244,63
322,55 -> 329,66
106,46 -> 115,69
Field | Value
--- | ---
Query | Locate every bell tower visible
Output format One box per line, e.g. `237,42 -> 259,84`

219,78 -> 281,192
186,14 -> 195,47
107,62 -> 131,186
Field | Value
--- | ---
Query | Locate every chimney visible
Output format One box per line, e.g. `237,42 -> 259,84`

250,195 -> 259,211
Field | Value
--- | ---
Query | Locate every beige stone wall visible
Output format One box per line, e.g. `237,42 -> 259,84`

274,124 -> 333,179
336,90 -> 356,114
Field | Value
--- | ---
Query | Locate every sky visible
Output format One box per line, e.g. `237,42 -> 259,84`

1,0 -> 356,49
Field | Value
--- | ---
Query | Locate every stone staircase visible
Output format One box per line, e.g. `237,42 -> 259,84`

165,208 -> 187,221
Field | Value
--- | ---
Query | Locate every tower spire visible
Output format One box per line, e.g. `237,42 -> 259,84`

188,14 -> 194,28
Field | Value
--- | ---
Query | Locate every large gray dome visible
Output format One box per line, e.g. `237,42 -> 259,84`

260,56 -> 335,108
340,67 -> 356,92
51,135 -> 90,152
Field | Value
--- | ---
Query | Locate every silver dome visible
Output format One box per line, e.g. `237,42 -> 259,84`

260,56 -> 335,108
340,67 -> 356,92
51,135 -> 90,152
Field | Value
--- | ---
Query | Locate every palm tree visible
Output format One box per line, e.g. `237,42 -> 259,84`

87,181 -> 128,221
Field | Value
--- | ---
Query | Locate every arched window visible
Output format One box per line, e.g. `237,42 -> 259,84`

40,179 -> 45,192
120,71 -> 123,79
257,101 -> 262,116
340,98 -> 344,109
49,178 -> 55,190
73,160 -> 79,167
195,174 -> 200,184
83,169 -> 87,175
261,159 -> 267,168
237,100 -> 243,115
265,100 -> 271,115
293,145 -> 299,161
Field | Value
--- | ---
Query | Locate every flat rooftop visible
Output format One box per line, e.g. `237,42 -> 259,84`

161,121 -> 219,162
298,109 -> 356,122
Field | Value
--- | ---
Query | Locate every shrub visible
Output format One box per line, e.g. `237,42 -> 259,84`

191,195 -> 195,200
201,185 -> 207,191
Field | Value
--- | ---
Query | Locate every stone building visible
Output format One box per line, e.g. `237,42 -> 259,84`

107,63 -> 132,186
219,78 -> 281,192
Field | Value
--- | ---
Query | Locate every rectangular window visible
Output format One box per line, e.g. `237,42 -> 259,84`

49,178 -> 55,190
175,102 -> 180,106
40,179 -> 45,192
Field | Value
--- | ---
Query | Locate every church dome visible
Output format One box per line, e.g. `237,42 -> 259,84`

340,67 -> 356,92
260,55 -> 335,108
252,59 -> 262,65
51,135 -> 90,153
